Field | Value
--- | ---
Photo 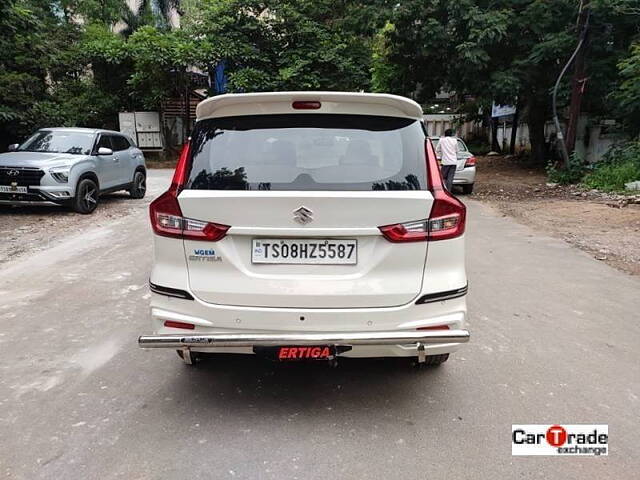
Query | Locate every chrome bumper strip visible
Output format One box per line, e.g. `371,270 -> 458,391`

138,329 -> 470,349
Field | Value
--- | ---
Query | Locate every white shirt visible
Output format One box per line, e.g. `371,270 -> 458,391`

436,136 -> 459,166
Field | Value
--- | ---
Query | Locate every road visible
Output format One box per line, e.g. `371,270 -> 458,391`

1,169 -> 638,479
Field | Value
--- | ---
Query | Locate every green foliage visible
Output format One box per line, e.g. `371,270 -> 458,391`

371,22 -> 399,93
1,0 -> 61,145
546,153 -> 586,185
184,0 -> 376,93
583,141 -> 640,191
373,0 -> 639,164
67,0 -> 128,26
1,0 -> 639,154
125,26 -> 193,108
613,42 -> 640,135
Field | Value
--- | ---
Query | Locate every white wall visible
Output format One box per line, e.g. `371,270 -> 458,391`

423,114 -> 482,139
491,115 -> 623,162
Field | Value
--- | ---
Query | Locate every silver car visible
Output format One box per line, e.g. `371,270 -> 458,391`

0,128 -> 146,213
430,136 -> 477,194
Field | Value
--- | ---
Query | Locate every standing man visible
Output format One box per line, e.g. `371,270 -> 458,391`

436,129 -> 458,191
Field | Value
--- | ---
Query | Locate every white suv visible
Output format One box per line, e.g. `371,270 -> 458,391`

139,92 -> 469,367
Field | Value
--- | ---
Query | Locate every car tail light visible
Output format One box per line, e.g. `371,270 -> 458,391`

149,142 -> 230,241
379,140 -> 466,242
379,220 -> 429,243
465,156 -> 476,167
427,188 -> 466,241
292,101 -> 321,110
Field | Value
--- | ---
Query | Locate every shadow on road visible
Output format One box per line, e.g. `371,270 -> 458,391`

152,354 -> 448,420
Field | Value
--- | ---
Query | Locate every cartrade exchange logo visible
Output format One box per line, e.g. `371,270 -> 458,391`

512,425 -> 608,456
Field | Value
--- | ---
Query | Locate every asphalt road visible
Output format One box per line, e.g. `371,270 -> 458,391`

1,169 -> 638,479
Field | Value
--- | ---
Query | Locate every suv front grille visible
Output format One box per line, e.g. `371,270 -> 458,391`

0,167 -> 45,186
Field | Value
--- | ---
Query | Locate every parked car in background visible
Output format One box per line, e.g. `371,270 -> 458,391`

139,92 -> 470,368
0,128 -> 146,213
430,136 -> 476,194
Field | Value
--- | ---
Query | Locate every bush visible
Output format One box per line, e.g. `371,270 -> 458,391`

583,141 -> 640,191
546,153 -> 585,185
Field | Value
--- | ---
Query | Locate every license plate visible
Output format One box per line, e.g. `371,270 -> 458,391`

252,239 -> 357,265
0,185 -> 27,193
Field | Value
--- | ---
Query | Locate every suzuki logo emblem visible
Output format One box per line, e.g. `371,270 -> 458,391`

7,169 -> 20,177
293,206 -> 313,225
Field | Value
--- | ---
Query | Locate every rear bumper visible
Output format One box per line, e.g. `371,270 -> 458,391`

453,166 -> 476,184
138,329 -> 470,349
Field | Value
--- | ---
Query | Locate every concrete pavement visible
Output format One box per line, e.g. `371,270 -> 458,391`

1,169 -> 638,479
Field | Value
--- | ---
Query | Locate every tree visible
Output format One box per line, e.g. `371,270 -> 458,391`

0,0 -> 68,147
121,0 -> 183,37
371,0 -> 640,164
183,0 -> 382,94
614,42 -> 640,136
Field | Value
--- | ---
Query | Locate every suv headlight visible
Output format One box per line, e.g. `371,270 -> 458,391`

50,166 -> 71,183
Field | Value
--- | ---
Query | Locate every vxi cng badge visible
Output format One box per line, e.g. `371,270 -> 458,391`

188,249 -> 222,262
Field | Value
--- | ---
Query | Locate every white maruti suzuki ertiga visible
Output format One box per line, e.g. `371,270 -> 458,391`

138,92 -> 470,367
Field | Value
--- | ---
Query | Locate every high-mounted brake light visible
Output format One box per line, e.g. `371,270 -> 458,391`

378,139 -> 466,242
149,142 -> 230,241
292,101 -> 321,110
465,156 -> 477,167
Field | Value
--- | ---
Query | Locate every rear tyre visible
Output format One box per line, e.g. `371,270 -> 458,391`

411,353 -> 449,368
73,178 -> 99,214
129,171 -> 146,199
461,183 -> 474,194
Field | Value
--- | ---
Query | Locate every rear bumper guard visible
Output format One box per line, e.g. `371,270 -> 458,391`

138,329 -> 470,362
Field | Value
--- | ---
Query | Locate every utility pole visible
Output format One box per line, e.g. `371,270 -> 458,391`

565,1 -> 591,155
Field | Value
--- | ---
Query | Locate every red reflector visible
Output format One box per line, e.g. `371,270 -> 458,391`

417,325 -> 451,331
292,101 -> 321,110
164,320 -> 195,330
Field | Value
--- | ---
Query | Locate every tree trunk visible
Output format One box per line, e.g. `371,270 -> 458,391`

527,99 -> 548,165
565,3 -> 590,155
509,103 -> 520,154
491,117 -> 501,152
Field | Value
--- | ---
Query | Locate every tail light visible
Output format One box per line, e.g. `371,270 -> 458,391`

465,156 -> 476,167
379,139 -> 466,242
149,142 -> 230,241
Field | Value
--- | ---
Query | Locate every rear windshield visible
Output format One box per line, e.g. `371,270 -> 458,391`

185,114 -> 427,191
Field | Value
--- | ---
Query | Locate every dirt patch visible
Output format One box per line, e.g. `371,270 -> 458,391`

472,156 -> 640,275
144,149 -> 179,169
147,159 -> 178,169
0,170 -> 170,265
